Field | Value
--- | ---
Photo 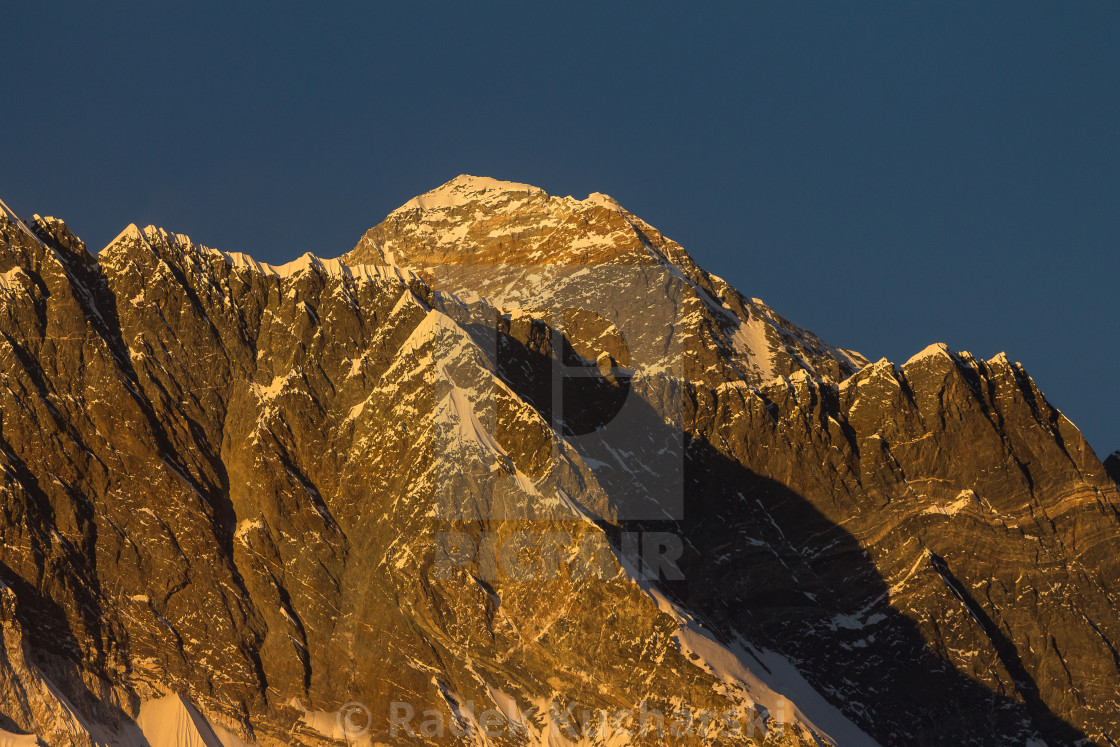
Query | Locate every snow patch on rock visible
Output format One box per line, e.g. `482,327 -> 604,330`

646,589 -> 882,747
135,694 -> 247,747
904,342 -> 955,367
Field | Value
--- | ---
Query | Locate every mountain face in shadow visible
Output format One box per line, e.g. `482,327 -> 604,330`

0,178 -> 1116,745
1106,452 -> 1120,486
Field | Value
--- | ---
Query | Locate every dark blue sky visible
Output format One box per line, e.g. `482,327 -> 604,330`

4,3 -> 1118,454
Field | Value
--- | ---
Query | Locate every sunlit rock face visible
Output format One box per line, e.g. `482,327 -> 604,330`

0,179 -> 1116,746
346,175 -> 868,387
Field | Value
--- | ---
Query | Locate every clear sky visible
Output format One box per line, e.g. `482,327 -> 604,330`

4,2 -> 1117,455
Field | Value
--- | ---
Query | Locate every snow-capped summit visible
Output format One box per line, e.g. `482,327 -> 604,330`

393,174 -> 540,213
903,342 -> 955,367
351,175 -> 868,385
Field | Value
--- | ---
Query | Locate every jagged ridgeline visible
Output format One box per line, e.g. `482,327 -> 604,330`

0,177 -> 1117,746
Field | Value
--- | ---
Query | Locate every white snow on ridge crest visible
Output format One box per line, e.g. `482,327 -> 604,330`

101,224 -> 420,284
903,342 -> 955,367
390,174 -> 623,216
218,250 -> 417,283
394,175 -> 538,213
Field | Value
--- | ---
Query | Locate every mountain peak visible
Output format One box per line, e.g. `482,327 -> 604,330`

904,342 -> 955,367
393,174 -> 541,214
344,177 -> 869,386
390,174 -> 622,218
351,174 -> 640,272
101,223 -> 148,253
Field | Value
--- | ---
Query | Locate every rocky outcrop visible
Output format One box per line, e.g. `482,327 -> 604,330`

0,177 -> 1116,745
1105,452 -> 1120,486
675,347 -> 1119,745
